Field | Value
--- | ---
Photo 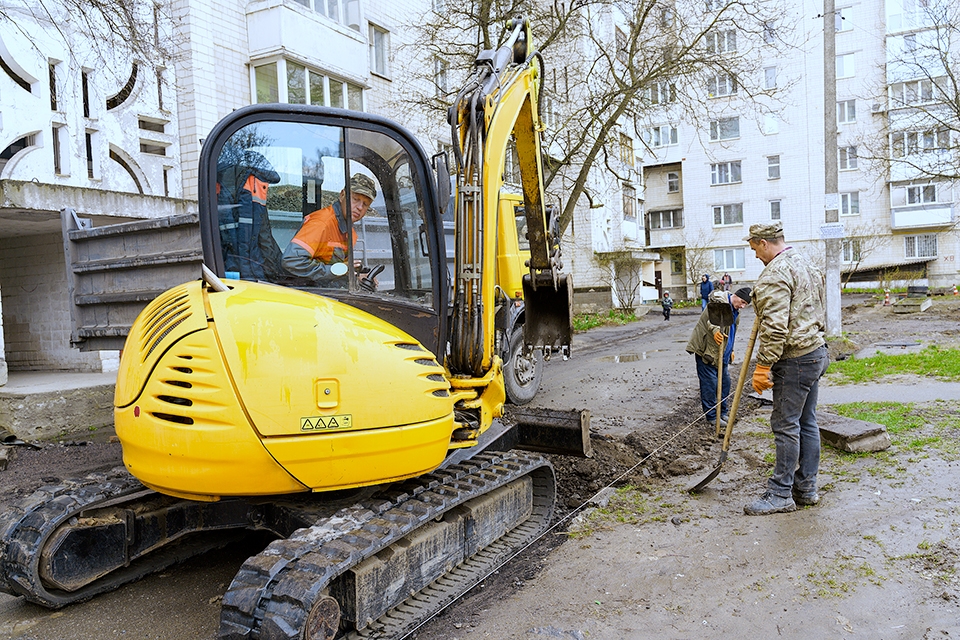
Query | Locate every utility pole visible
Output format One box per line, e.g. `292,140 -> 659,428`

823,0 -> 842,337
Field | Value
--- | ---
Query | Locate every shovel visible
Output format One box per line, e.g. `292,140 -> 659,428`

689,313 -> 761,493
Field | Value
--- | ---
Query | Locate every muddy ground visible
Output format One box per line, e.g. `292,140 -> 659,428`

2,294 -> 960,639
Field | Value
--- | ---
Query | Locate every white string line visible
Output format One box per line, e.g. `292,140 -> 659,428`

400,383 -> 747,639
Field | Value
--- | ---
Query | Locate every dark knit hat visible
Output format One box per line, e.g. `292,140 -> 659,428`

733,287 -> 752,303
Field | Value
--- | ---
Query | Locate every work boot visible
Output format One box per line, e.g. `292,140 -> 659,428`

743,491 -> 796,516
792,490 -> 820,506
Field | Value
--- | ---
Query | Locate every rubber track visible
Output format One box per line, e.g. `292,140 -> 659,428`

219,451 -> 555,640
0,467 -> 149,606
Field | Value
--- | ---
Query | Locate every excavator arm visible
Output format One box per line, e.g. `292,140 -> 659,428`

446,18 -> 572,428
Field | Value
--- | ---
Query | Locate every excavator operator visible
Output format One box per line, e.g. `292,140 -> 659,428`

281,173 -> 378,286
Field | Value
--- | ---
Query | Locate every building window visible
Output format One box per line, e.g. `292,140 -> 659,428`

82,70 -> 91,117
836,6 -> 852,31
842,238 -> 861,263
908,184 -> 937,204
763,22 -> 776,44
715,247 -> 745,270
904,34 -> 917,52
706,30 -> 737,54
837,99 -> 856,123
645,124 -> 678,148
890,130 -> 949,157
435,57 -> 449,97
157,68 -> 165,110
660,5 -> 675,27
667,171 -> 680,193
840,191 -> 859,215
905,233 -> 937,258
309,0 -> 361,31
163,167 -> 170,197
287,61 -> 307,104
891,184 -> 938,207
52,125 -> 62,174
616,27 -> 630,64
711,161 -> 742,185
890,79 -> 938,107
839,146 -> 858,169
85,130 -> 95,178
255,63 -> 279,103
644,80 -> 676,104
769,200 -> 781,220
764,66 -> 777,90
140,141 -> 167,156
707,73 -> 737,97
541,93 -> 559,130
623,183 -> 636,219
767,155 -> 780,179
712,203 -> 743,226
619,133 -> 635,166
49,61 -> 59,110
671,253 -> 684,274
709,117 -> 740,141
370,24 -> 390,77
254,60 -> 362,109
649,209 -> 683,229
836,53 -> 855,78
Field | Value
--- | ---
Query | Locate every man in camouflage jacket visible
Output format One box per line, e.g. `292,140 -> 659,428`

743,222 -> 829,516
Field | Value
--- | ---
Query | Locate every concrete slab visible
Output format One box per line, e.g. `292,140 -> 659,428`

854,341 -> 923,359
817,409 -> 891,453
0,371 -> 116,441
892,298 -> 932,313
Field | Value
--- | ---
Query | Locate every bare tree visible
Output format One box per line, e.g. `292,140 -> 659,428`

0,0 -> 174,72
596,250 -> 646,309
839,221 -> 888,289
396,0 -> 792,234
683,228 -> 715,299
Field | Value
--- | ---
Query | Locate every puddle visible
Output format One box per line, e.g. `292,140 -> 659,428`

599,351 -> 663,362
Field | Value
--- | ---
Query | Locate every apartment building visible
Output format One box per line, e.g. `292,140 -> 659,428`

639,0 -> 959,299
0,1 -> 184,382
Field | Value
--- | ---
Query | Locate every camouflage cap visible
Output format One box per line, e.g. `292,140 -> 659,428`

348,173 -> 377,201
742,221 -> 784,242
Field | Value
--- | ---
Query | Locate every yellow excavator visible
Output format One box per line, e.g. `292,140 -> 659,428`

0,17 -> 584,639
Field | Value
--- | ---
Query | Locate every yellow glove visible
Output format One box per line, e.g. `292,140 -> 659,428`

713,330 -> 724,345
752,364 -> 773,394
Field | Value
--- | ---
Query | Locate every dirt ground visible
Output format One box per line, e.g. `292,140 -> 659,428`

2,294 -> 960,639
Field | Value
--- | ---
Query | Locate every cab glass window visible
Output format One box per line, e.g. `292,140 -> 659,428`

214,121 -> 434,305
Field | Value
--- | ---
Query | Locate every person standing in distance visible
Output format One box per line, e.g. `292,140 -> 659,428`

661,291 -> 674,320
685,287 -> 751,428
743,222 -> 829,516
699,274 -> 714,311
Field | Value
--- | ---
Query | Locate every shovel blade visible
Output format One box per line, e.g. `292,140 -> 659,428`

687,450 -> 729,493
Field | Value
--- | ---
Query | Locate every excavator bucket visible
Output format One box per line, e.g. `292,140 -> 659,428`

522,273 -> 573,355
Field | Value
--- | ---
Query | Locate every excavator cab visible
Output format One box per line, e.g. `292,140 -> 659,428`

202,106 -> 449,355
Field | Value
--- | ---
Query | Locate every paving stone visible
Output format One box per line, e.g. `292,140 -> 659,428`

817,410 -> 891,453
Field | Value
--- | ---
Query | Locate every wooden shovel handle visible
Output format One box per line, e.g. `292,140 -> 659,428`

721,314 -> 762,451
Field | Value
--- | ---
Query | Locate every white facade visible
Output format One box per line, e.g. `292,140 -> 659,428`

0,1 -> 185,379
638,0 -> 959,296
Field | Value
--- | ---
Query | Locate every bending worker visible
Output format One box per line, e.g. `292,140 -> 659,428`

742,221 -> 828,517
282,173 -> 377,285
686,287 -> 752,428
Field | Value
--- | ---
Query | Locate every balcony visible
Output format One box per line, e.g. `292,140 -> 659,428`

890,204 -> 953,230
246,0 -> 366,81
